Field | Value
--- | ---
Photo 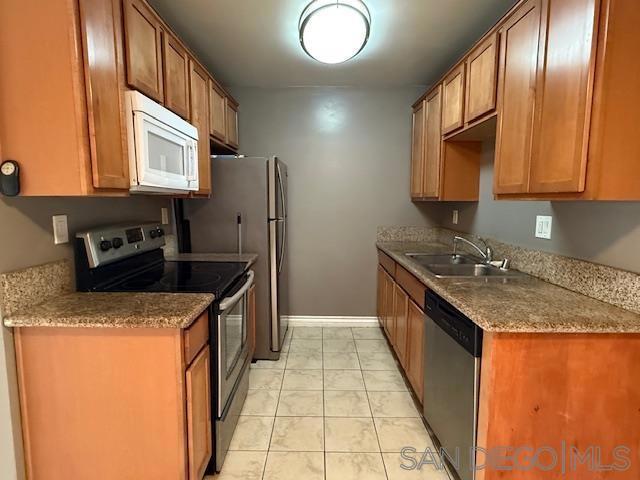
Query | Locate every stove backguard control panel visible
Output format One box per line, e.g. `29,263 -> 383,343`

76,223 -> 166,268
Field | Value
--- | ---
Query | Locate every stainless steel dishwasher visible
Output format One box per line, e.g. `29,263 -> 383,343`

423,289 -> 483,480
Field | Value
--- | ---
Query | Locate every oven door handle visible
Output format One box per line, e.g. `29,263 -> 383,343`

219,270 -> 254,311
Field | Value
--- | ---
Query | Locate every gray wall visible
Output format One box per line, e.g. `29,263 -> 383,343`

231,86 -> 438,317
438,142 -> 640,274
0,196 -> 170,480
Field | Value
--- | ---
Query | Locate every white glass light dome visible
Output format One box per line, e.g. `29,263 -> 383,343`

299,0 -> 371,64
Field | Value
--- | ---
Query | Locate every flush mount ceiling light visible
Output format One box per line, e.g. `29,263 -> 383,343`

299,0 -> 371,64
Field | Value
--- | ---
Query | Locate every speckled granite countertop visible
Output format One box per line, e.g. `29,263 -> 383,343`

3,292 -> 214,329
165,252 -> 258,267
377,241 -> 640,334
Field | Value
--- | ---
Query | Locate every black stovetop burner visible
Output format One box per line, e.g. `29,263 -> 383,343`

103,260 -> 247,298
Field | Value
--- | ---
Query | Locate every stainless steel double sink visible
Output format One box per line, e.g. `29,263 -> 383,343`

405,253 -> 526,279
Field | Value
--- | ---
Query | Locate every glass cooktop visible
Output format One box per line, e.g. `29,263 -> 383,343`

104,261 -> 247,298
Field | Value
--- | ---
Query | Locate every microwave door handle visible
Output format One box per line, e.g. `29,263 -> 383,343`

219,270 -> 255,311
186,142 -> 197,181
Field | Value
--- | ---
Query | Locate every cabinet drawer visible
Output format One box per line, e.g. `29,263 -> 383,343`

184,311 -> 209,365
396,265 -> 426,307
377,250 -> 396,277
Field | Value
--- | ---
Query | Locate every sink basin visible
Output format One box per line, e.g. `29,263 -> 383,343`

423,263 -> 526,279
404,252 -> 526,279
405,253 -> 478,266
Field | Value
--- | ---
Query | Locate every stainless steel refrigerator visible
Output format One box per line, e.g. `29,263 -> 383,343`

183,156 -> 288,360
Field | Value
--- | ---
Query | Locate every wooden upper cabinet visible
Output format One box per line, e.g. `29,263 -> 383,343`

406,299 -> 425,403
162,32 -> 189,119
410,100 -> 426,199
185,345 -> 212,480
528,0 -> 600,193
189,59 -> 211,196
80,0 -> 130,190
423,86 -> 443,198
226,100 -> 239,150
123,0 -> 164,102
441,64 -> 466,135
494,0 -> 541,195
465,32 -> 499,123
209,80 -> 227,142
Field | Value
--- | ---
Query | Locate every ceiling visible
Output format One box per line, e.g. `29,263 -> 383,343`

149,0 -> 516,88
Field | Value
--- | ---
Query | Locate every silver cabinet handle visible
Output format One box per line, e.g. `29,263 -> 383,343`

219,270 -> 254,311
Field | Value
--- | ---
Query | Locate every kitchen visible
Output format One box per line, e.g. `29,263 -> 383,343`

0,0 -> 639,479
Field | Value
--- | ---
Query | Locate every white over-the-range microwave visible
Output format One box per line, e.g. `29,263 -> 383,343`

125,90 -> 199,194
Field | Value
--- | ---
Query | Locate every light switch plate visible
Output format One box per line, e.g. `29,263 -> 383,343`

452,210 -> 459,225
52,215 -> 69,244
161,207 -> 169,225
535,215 -> 552,239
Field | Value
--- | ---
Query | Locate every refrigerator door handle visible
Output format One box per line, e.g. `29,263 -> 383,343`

276,162 -> 287,274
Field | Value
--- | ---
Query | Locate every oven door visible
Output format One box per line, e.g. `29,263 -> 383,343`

217,270 -> 254,416
131,110 -> 199,193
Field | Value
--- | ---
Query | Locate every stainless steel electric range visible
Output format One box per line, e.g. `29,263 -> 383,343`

74,222 -> 253,474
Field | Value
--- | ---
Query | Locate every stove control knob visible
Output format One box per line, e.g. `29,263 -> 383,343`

157,228 -> 165,237
149,229 -> 159,239
112,237 -> 124,249
99,240 -> 113,252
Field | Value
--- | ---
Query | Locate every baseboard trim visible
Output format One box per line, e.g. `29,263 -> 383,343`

284,316 -> 380,328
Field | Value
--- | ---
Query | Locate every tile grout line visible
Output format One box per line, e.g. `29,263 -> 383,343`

358,327 -> 391,479
260,328 -> 290,480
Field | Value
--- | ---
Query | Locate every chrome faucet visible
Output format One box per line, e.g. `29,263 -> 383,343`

453,236 -> 493,264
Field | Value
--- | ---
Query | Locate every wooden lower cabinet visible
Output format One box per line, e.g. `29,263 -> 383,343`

406,299 -> 425,402
383,270 -> 395,341
393,284 -> 409,366
377,256 -> 425,404
13,312 -> 212,480
376,265 -> 385,328
186,346 -> 212,480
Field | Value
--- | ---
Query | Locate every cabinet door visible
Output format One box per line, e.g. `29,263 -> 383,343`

528,0 -> 600,193
441,64 -> 466,135
189,59 -> 211,196
393,284 -> 409,368
123,0 -> 163,102
247,284 -> 256,358
423,86 -> 443,198
209,80 -> 227,142
186,345 -> 212,480
162,33 -> 189,119
226,101 -> 239,150
406,300 -> 425,403
410,100 -> 426,199
383,271 -> 395,339
79,0 -> 130,190
465,32 -> 499,123
376,265 -> 385,328
494,0 -> 541,194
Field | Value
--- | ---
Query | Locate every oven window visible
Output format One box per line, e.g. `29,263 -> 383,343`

224,296 -> 246,375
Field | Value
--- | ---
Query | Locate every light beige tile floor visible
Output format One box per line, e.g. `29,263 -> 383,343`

210,326 -> 450,480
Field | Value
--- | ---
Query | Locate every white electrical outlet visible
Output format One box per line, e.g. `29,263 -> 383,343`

535,215 -> 552,239
52,215 -> 69,244
161,207 -> 169,225
452,210 -> 459,225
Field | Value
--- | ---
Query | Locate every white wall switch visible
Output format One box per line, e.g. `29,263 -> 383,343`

535,215 -> 552,239
161,207 -> 170,225
52,215 -> 69,244
452,210 -> 459,225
